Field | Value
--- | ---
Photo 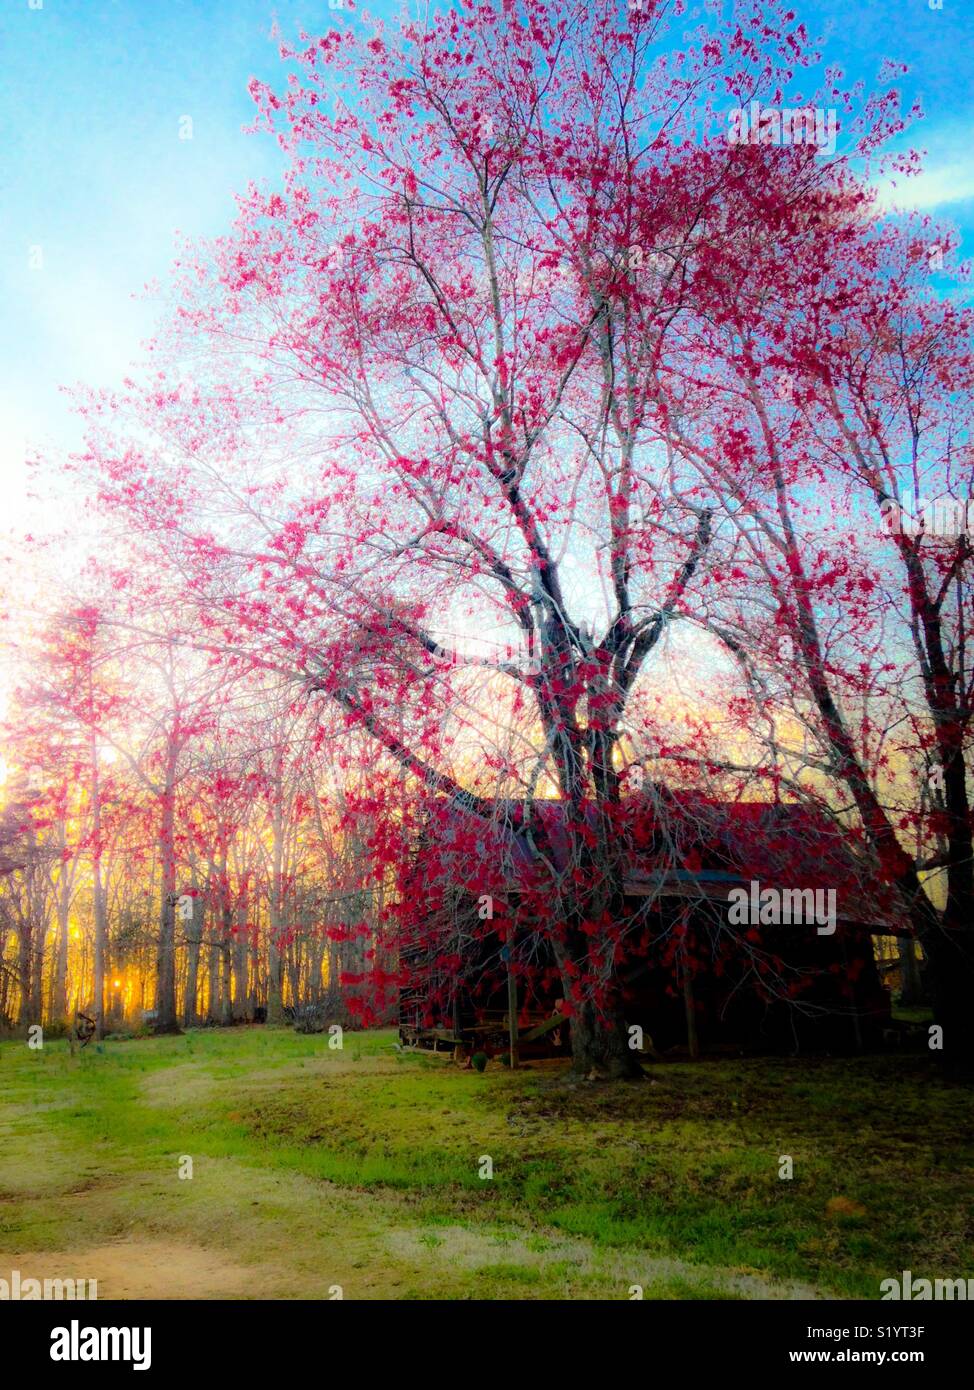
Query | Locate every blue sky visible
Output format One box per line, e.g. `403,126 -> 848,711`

1,0 -> 972,531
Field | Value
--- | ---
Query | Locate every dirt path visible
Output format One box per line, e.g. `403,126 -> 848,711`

7,1239 -> 270,1299
6,1153 -> 824,1299
0,1034 -> 846,1299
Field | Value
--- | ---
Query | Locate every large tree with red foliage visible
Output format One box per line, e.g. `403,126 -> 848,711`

79,0 -> 958,1071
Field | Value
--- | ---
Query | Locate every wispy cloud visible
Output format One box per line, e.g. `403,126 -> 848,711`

873,162 -> 974,213
873,119 -> 974,214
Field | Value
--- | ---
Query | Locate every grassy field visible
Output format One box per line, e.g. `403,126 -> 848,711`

1,1027 -> 972,1300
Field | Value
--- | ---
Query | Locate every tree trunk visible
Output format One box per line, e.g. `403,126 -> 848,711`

267,792 -> 285,1025
220,931 -> 234,1026
183,893 -> 203,1028
551,929 -> 642,1079
208,939 -> 222,1021
916,925 -> 974,1077
233,896 -> 250,1021
216,844 -> 234,1025
153,771 -> 180,1034
570,998 -> 643,1079
52,822 -> 71,1025
30,921 -> 44,1028
90,735 -> 108,1040
17,912 -> 33,1034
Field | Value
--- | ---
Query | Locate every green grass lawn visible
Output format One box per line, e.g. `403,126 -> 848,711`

1,1027 -> 971,1300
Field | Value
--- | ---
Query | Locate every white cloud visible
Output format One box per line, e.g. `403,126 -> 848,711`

873,162 -> 974,213
872,121 -> 974,214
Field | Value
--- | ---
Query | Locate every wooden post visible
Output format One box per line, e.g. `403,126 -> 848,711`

507,968 -> 519,1069
840,935 -> 863,1052
682,949 -> 699,1060
502,945 -> 519,1069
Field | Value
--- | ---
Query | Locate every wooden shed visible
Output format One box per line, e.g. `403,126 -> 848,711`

397,795 -> 903,1059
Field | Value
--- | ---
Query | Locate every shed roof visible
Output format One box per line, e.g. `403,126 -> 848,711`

413,792 -> 906,934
